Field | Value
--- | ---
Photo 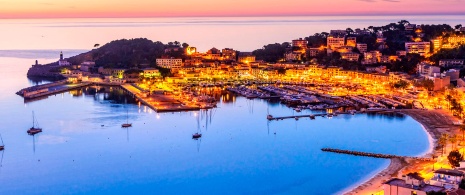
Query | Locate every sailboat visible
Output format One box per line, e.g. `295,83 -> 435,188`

192,112 -> 202,139
27,111 -> 42,135
121,104 -> 132,128
0,133 -> 4,150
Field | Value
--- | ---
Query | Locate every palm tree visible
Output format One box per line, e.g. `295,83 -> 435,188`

439,134 -> 448,155
461,125 -> 465,141
450,134 -> 457,150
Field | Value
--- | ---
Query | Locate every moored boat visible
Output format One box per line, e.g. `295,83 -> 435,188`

27,111 -> 42,135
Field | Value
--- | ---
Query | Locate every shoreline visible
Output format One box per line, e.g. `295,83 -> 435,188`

343,109 -> 458,195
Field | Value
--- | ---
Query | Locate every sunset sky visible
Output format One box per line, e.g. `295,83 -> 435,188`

1,0 -> 465,18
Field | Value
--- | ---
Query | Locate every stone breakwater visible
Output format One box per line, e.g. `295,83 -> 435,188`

321,148 -> 434,161
27,65 -> 63,78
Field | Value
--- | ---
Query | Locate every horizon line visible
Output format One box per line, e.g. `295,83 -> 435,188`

2,12 -> 465,20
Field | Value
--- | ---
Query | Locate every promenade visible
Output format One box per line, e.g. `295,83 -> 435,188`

120,84 -> 200,113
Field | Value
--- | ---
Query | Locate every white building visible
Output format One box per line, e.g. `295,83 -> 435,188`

405,42 -> 431,56
156,58 -> 183,69
58,51 -> 71,66
327,36 -> 345,50
430,169 -> 464,189
439,59 -> 464,67
383,173 -> 445,195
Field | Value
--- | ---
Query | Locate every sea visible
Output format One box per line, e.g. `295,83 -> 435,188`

0,15 -> 460,194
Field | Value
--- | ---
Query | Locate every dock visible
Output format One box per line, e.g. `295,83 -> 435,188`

321,148 -> 433,161
20,82 -> 93,99
120,83 -> 201,113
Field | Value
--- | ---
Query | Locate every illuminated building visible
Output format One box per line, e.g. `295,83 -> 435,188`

156,58 -> 183,69
431,37 -> 443,52
346,37 -> 356,47
292,38 -> 308,48
405,42 -> 431,56
327,36 -> 345,50
238,53 -> 255,64
222,48 -> 237,61
185,46 -> 197,55
340,52 -> 360,61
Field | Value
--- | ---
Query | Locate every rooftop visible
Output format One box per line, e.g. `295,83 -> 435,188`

434,169 -> 464,177
384,178 -> 445,192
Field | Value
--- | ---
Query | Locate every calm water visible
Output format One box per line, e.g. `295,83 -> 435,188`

0,51 -> 430,194
0,15 -> 464,52
0,16 -> 450,194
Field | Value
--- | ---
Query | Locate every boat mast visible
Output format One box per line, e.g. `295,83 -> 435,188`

0,133 -> 3,146
32,111 -> 34,128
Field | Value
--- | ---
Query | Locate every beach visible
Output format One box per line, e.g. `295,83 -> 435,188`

344,109 -> 460,195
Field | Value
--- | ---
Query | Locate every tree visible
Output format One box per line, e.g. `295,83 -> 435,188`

450,134 -> 458,150
393,80 -> 409,90
439,133 -> 448,154
456,24 -> 463,30
461,125 -> 465,141
182,43 -> 189,48
448,150 -> 463,168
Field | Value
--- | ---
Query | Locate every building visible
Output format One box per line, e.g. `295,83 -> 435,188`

156,58 -> 183,69
396,50 -> 407,57
417,62 -> 440,76
308,48 -> 324,57
335,46 -> 353,53
363,51 -> 381,65
292,38 -> 308,48
329,30 -> 347,37
285,52 -> 302,61
327,36 -> 345,50
439,59 -> 464,67
405,42 -> 431,56
383,173 -> 445,195
238,53 -> 255,64
340,52 -> 360,61
427,75 -> 451,91
222,48 -> 237,61
58,51 -> 71,66
142,68 -> 161,78
445,69 -> 460,81
185,46 -> 197,55
346,37 -> 356,47
356,43 -> 367,53
431,37 -> 443,52
429,169 -> 464,189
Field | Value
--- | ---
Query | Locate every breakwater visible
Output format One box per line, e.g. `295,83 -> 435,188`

321,148 -> 434,161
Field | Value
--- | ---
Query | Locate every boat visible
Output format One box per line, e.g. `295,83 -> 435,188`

309,115 -> 316,120
267,115 -> 273,120
0,133 -> 4,150
294,107 -> 301,112
121,104 -> 132,128
27,111 -> 42,135
295,117 -> 299,121
192,133 -> 202,139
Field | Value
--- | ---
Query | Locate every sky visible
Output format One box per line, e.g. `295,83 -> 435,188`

1,0 -> 465,18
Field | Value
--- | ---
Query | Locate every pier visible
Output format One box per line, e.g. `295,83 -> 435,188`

321,148 -> 434,161
120,84 -> 202,113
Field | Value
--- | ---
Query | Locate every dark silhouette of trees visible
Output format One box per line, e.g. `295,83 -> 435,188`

448,150 -> 463,168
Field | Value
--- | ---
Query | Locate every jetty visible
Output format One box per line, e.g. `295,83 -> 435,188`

120,83 -> 202,113
321,148 -> 434,161
17,81 -> 92,99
